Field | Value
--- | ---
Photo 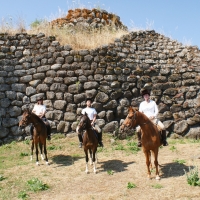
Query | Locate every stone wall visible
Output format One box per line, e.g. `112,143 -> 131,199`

1,30 -> 200,143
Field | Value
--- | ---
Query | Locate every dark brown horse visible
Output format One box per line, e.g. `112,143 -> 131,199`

19,109 -> 48,165
120,106 -> 162,180
77,113 -> 98,173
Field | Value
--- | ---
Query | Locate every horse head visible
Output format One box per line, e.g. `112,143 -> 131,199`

19,109 -> 32,128
120,106 -> 138,132
77,113 -> 91,133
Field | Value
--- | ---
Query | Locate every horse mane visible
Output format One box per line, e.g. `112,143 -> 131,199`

23,109 -> 44,124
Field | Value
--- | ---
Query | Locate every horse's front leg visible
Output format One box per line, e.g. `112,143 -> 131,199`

92,148 -> 97,174
44,143 -> 49,165
152,149 -> 160,180
144,149 -> 151,179
89,149 -> 92,165
84,148 -> 89,174
35,143 -> 39,166
30,140 -> 34,161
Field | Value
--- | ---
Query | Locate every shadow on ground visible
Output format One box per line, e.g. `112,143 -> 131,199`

51,154 -> 84,167
98,159 -> 134,173
160,162 -> 193,178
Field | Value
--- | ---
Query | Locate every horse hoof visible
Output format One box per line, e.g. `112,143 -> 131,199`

85,171 -> 89,174
46,162 -> 49,165
156,176 -> 160,180
94,171 -> 97,174
36,162 -> 40,166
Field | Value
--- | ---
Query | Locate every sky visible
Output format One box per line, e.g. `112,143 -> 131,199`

0,0 -> 199,48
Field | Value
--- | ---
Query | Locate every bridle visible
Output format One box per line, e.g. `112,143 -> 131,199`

121,111 -> 137,131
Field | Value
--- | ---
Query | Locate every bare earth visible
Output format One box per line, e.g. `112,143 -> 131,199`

1,134 -> 200,200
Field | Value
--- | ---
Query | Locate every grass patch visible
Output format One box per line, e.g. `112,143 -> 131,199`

18,190 -> 29,200
20,152 -> 29,157
0,175 -> 6,181
127,182 -> 136,189
152,184 -> 163,189
174,159 -> 186,164
27,178 -> 49,192
47,145 -> 62,151
169,145 -> 177,152
107,170 -> 114,175
184,167 -> 200,186
126,141 -> 140,154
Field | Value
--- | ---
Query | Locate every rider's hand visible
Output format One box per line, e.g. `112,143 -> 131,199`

149,116 -> 155,120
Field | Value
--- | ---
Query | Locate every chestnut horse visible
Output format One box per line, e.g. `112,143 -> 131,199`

19,109 -> 48,165
120,106 -> 162,180
77,113 -> 98,173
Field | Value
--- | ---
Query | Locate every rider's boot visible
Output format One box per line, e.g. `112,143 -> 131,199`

137,131 -> 142,147
46,125 -> 51,140
162,130 -> 168,146
98,131 -> 104,147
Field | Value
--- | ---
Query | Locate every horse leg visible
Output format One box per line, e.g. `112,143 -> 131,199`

152,149 -> 160,180
44,142 -> 49,165
35,142 -> 39,166
144,149 -> 151,179
85,149 -> 89,174
39,142 -> 44,160
30,140 -> 34,161
92,148 -> 97,174
89,149 -> 93,165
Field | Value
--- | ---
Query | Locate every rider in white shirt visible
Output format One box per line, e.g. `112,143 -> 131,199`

77,98 -> 103,148
30,97 -> 51,140
136,89 -> 168,147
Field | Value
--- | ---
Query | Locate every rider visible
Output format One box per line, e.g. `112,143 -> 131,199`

77,98 -> 104,148
30,96 -> 51,140
136,89 -> 168,147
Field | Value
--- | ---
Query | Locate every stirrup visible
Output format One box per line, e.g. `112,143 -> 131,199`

79,142 -> 82,148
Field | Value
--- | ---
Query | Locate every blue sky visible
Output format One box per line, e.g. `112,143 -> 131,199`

0,0 -> 199,48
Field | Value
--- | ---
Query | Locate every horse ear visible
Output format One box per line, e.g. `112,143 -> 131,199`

132,107 -> 139,111
128,106 -> 133,112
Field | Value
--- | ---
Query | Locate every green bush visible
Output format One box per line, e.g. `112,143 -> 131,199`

127,182 -> 136,189
184,167 -> 200,186
27,178 -> 49,192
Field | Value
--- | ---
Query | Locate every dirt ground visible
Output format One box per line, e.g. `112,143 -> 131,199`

1,134 -> 200,200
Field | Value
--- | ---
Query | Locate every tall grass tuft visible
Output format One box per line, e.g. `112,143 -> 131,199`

184,166 -> 200,186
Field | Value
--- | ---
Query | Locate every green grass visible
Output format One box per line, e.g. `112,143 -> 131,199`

169,145 -> 177,152
20,152 -> 29,157
151,184 -> 163,189
184,167 -> 200,186
0,175 -> 6,181
174,159 -> 186,164
18,190 -> 29,200
127,182 -> 136,189
27,178 -> 49,192
47,145 -> 62,151
107,170 -> 114,175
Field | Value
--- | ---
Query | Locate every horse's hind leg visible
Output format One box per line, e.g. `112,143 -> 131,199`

84,149 -> 89,173
30,140 -> 34,161
44,143 -> 49,165
152,149 -> 160,180
39,142 -> 44,160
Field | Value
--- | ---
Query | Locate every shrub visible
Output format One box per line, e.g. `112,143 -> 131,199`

27,178 -> 49,192
184,167 -> 200,186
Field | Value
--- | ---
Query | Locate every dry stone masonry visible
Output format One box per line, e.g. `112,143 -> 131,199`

1,29 -> 200,144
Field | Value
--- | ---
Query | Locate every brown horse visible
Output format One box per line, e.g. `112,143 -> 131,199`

77,113 -> 98,173
120,106 -> 162,180
19,109 -> 49,165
